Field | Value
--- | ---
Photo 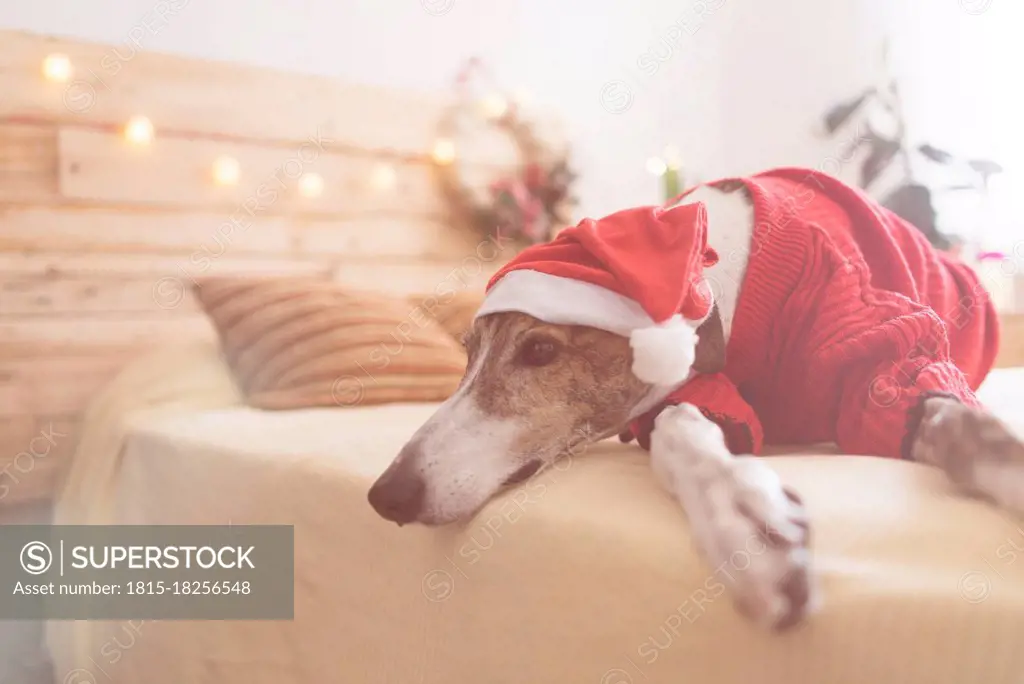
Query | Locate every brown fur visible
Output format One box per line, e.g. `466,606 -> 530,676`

913,395 -> 1024,495
693,306 -> 726,374
466,312 -> 649,460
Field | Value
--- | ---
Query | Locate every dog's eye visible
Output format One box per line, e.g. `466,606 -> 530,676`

517,337 -> 560,367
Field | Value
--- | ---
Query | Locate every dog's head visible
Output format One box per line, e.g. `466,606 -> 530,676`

367,308 -> 725,525
367,190 -> 748,526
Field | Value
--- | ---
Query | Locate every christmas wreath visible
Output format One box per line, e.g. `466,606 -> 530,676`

432,58 -> 577,246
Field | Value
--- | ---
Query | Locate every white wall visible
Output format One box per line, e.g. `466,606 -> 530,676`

878,0 -> 1024,250
1,0 -> 880,218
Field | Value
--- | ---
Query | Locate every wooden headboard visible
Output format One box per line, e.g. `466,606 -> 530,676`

0,30 -> 563,506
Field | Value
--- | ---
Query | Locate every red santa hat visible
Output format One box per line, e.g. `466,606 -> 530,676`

476,202 -> 719,386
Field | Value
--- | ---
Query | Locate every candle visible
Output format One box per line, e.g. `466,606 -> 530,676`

663,165 -> 680,202
662,146 -> 682,202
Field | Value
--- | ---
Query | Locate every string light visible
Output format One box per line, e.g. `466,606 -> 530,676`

369,163 -> 397,192
480,94 -> 509,120
432,138 -> 456,165
212,156 -> 240,186
646,157 -> 668,176
513,89 -> 532,108
124,116 -> 155,146
663,145 -> 681,170
298,172 -> 324,198
42,53 -> 73,82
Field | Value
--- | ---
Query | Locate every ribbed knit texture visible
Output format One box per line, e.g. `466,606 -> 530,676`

628,372 -> 764,453
630,168 -> 1000,458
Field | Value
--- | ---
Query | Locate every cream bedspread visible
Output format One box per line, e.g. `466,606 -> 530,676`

49,343 -> 1024,684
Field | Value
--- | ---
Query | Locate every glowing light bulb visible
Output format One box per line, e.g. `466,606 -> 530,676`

370,163 -> 397,192
212,156 -> 240,186
299,172 -> 324,198
513,90 -> 532,107
646,157 -> 667,176
432,138 -> 456,165
42,53 -> 72,82
124,116 -> 155,146
663,145 -> 681,169
480,94 -> 509,120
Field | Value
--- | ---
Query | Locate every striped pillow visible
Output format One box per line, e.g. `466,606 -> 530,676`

193,277 -> 467,409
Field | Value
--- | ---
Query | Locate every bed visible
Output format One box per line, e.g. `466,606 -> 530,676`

8,27 -> 1024,684
46,341 -> 1024,684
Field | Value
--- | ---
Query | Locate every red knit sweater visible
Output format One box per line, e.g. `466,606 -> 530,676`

627,168 -> 1001,459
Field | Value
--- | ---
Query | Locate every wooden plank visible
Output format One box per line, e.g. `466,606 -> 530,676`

0,205 -> 487,260
57,127 -> 441,215
0,416 -> 35,450
0,30 -> 445,155
1,255 -> 509,315
0,339 -> 136,360
0,252 -> 334,278
0,499 -> 52,522
0,31 -> 563,164
0,207 -> 475,259
0,254 -> 512,303
0,316 -> 216,349
0,257 -> 506,341
0,123 -> 58,202
0,356 -> 128,415
0,205 -> 293,254
333,257 -> 510,297
0,415 -> 77,506
0,276 -> 205,315
296,219 -> 480,258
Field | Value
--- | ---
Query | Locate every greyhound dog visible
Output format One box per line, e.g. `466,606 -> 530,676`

368,168 -> 1023,630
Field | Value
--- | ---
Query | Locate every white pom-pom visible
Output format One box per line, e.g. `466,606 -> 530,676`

629,315 -> 697,386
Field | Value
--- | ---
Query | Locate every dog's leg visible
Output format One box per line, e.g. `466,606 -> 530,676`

911,396 -> 1024,513
649,403 -> 815,630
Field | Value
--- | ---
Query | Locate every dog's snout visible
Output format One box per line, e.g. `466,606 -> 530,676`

368,444 -> 426,526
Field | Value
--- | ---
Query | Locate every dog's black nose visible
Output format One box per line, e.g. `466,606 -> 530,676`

367,451 -> 426,525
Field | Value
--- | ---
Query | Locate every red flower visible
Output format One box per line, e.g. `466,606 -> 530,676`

524,163 -> 546,190
489,175 -> 546,241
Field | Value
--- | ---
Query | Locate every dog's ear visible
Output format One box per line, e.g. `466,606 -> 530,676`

693,304 -> 726,374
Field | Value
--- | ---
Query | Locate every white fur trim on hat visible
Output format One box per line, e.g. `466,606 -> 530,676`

477,270 -> 651,335
476,270 -> 703,387
629,315 -> 696,386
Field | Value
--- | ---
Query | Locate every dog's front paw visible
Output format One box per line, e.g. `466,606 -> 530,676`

649,405 -> 817,630
914,397 -> 1024,513
710,460 -> 815,631
654,403 -> 726,455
